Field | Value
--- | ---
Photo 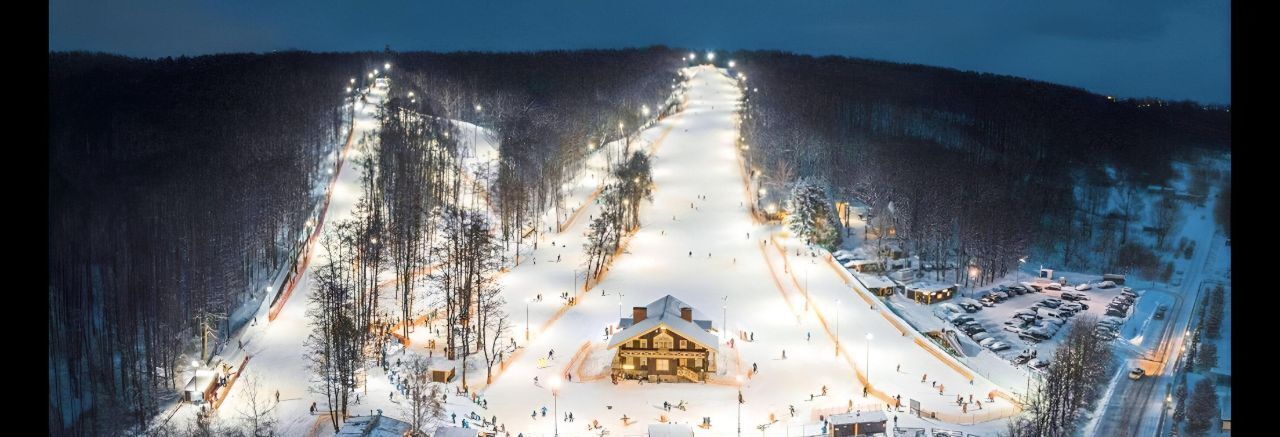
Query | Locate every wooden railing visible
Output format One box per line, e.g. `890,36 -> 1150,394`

676,366 -> 700,382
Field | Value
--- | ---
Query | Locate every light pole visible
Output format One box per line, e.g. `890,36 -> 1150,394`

473,104 -> 483,159
835,299 -> 841,357
968,266 -> 979,299
525,298 -> 531,341
735,375 -> 744,436
617,292 -> 625,321
805,261 -> 810,311
550,376 -> 562,436
865,333 -> 874,388
722,295 -> 729,342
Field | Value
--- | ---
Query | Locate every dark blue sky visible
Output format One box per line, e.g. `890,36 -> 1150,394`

49,0 -> 1231,104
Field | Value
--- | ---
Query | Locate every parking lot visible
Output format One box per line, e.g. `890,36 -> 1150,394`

932,278 -> 1150,370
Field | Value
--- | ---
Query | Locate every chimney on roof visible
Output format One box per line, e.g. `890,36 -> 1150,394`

633,307 -> 647,323
680,307 -> 693,322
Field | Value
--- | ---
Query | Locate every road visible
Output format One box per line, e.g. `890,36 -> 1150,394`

1087,228 -> 1222,437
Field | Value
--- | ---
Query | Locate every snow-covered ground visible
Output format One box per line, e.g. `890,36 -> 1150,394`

409,66 -> 1018,436
185,66 -> 1026,437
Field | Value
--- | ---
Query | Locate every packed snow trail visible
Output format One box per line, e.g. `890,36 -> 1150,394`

205,67 -> 1016,436
468,66 -> 1014,436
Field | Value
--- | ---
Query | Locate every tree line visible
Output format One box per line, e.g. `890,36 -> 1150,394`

731,50 -> 1230,285
49,51 -> 362,435
49,47 -> 680,435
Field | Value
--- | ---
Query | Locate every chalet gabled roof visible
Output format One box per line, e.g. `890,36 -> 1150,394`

607,295 -> 718,351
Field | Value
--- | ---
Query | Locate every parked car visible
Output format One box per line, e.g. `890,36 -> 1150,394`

1129,368 -> 1145,380
1043,283 -> 1062,291
1106,308 -> 1128,317
1060,292 -> 1080,301
1154,305 -> 1168,320
1075,283 -> 1092,291
1097,280 -> 1116,289
1004,325 -> 1023,333
1023,329 -> 1051,341
972,332 -> 992,342
1030,358 -> 1049,369
949,314 -> 975,324
979,297 -> 996,307
994,291 -> 1011,301
1012,354 -> 1031,365
1038,299 -> 1062,308
979,337 -> 998,347
959,303 -> 980,313
962,325 -> 985,335
1041,317 -> 1065,327
987,342 -> 1011,351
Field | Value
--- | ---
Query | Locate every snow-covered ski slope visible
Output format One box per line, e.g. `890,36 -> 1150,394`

468,66 -> 1015,436
209,66 -> 1017,436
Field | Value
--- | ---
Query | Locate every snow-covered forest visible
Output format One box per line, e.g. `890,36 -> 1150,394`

732,51 -> 1231,288
48,47 -> 1230,437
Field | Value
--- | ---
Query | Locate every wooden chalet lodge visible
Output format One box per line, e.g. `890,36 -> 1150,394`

608,295 -> 718,383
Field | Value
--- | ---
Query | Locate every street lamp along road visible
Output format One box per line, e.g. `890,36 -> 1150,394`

865,332 -> 874,387
549,376 -> 562,436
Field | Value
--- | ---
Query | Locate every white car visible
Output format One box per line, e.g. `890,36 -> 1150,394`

979,337 -> 997,347
1129,368 -> 1145,380
1043,283 -> 1062,291
987,341 -> 1012,351
1075,283 -> 1092,291
972,332 -> 992,342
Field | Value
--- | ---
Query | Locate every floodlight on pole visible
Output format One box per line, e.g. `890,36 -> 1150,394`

865,332 -> 874,385
550,376 -> 562,436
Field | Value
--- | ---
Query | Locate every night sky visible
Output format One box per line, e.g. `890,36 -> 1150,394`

48,0 -> 1231,104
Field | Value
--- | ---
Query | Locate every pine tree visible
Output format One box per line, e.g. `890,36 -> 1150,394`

1205,286 -> 1224,339
1184,378 -> 1219,436
1196,342 -> 1218,372
786,178 -> 842,249
1172,376 -> 1187,425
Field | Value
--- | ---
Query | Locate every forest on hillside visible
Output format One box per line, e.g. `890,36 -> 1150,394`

732,51 -> 1231,285
47,48 -> 679,435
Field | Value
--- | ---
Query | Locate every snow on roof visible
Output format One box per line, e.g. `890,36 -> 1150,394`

844,259 -> 880,268
336,414 -> 415,436
647,423 -> 694,436
433,426 -> 479,437
857,275 -> 899,289
908,281 -> 956,292
828,410 -> 888,425
609,295 -> 718,351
